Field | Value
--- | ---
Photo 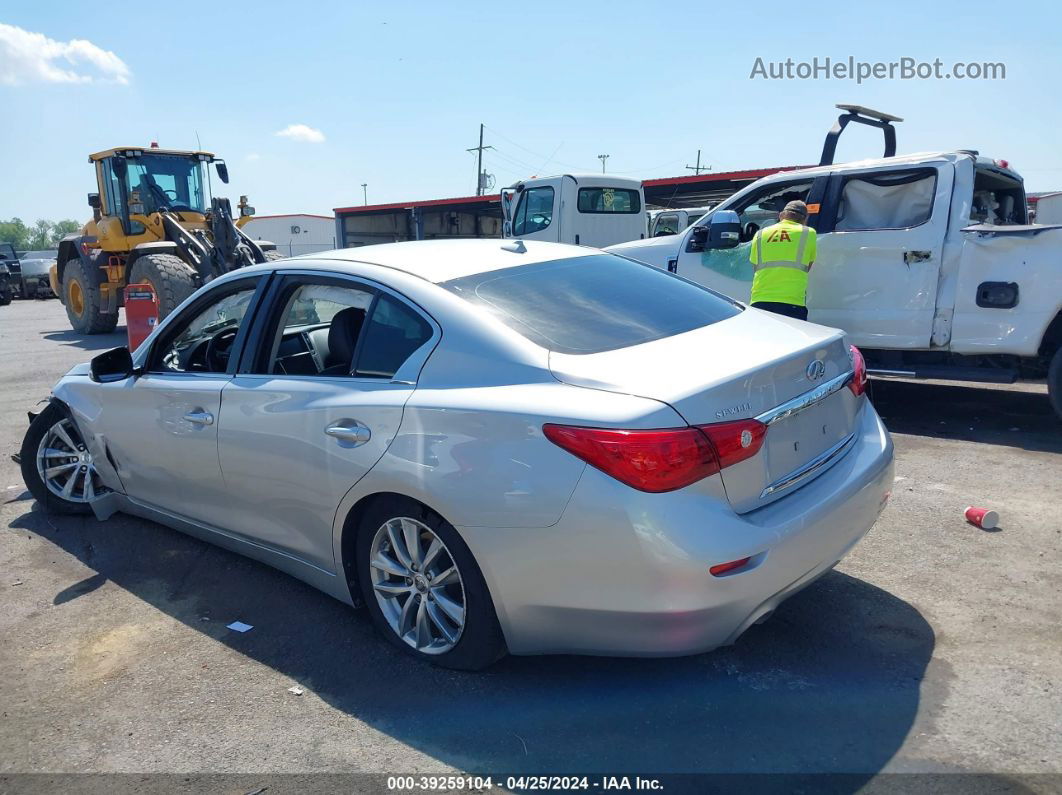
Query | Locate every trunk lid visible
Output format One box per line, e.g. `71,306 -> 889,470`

549,308 -> 860,512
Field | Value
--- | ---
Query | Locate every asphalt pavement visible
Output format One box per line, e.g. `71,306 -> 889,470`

0,299 -> 1059,792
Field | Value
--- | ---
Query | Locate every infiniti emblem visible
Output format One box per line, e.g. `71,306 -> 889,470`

806,359 -> 826,381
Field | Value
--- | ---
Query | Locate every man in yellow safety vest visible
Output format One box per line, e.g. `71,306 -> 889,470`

748,200 -> 816,321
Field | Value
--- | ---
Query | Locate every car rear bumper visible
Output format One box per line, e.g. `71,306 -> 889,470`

460,403 -> 894,656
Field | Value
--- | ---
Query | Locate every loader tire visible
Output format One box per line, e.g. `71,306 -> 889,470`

1048,347 -> 1062,422
62,259 -> 118,334
129,253 -> 198,321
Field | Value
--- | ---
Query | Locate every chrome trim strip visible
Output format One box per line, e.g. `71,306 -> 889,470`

866,368 -> 916,378
755,369 -> 854,427
759,431 -> 857,499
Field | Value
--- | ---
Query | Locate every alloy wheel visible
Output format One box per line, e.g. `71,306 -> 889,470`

369,516 -> 466,654
36,417 -> 106,503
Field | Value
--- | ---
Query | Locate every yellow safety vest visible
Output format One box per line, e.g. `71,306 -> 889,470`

749,220 -> 816,306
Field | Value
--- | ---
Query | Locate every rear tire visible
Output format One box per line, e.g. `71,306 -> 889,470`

62,259 -> 118,334
20,403 -> 105,515
1048,348 -> 1062,421
128,253 -> 198,321
356,495 -> 506,670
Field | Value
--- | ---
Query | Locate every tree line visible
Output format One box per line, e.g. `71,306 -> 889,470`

1,218 -> 82,252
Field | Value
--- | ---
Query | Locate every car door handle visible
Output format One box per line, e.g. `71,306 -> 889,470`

324,422 -> 371,446
183,410 -> 214,426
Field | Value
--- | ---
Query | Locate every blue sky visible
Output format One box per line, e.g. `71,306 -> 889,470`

2,0 -> 1059,222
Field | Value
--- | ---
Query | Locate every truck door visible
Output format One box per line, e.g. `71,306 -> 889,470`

509,179 -> 563,242
809,163 -> 953,348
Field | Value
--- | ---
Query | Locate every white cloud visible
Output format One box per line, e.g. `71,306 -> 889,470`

0,23 -> 131,85
275,124 -> 325,144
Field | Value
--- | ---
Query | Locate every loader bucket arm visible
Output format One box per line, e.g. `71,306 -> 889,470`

209,198 -> 269,274
820,104 -> 903,166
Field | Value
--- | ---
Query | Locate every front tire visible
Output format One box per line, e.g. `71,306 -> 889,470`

356,496 -> 506,670
128,253 -> 198,321
62,259 -> 118,334
20,403 -> 108,515
1048,348 -> 1062,421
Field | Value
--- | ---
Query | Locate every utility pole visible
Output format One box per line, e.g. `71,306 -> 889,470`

598,154 -> 609,173
467,123 -> 494,195
685,149 -> 711,175
361,183 -> 368,205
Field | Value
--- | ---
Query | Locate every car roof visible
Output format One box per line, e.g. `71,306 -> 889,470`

285,239 -> 598,283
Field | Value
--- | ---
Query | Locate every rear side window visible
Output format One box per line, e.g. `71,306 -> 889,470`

355,293 -> 434,378
442,254 -> 741,355
835,169 -> 936,231
577,187 -> 641,214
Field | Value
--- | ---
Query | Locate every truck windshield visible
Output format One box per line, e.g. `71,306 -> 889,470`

442,254 -> 741,354
125,154 -> 207,214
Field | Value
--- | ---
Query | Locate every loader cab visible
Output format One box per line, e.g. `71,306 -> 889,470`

502,175 -> 647,248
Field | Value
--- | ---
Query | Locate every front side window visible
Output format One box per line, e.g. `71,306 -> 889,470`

835,169 -> 937,231
442,254 -> 741,355
152,283 -> 258,373
577,187 -> 640,214
512,186 -> 555,236
730,180 -> 815,242
653,213 -> 681,236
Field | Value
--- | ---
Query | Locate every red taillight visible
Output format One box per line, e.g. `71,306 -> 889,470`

848,344 -> 867,396
709,557 -> 751,576
696,419 -> 766,469
543,418 -> 766,493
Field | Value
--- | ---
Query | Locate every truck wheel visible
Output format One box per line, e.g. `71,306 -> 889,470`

1049,348 -> 1062,421
62,259 -> 118,334
0,283 -> 11,306
128,253 -> 198,320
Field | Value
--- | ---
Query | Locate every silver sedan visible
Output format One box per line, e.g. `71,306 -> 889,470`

20,240 -> 894,669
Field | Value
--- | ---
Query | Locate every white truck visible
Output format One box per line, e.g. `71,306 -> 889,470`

649,206 -> 713,237
608,106 -> 1062,420
501,174 -> 647,248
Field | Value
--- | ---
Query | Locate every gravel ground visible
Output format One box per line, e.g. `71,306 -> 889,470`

0,299 -> 1059,791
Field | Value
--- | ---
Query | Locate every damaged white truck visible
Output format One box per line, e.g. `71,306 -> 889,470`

610,105 -> 1062,419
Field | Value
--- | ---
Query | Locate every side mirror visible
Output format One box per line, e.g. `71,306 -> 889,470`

87,193 -> 101,209
215,162 -> 230,184
240,204 -> 255,217
707,210 -> 741,249
90,346 -> 136,383
112,157 -> 127,179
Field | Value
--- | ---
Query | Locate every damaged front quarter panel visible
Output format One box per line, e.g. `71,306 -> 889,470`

48,379 -> 127,516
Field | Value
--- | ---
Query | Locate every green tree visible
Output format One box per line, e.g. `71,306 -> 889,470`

51,220 -> 81,244
0,218 -> 30,250
28,219 -> 53,250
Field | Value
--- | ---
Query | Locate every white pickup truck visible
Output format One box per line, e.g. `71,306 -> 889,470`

609,106 -> 1062,420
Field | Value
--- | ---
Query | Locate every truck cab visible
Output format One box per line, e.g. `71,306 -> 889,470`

609,106 -> 1062,418
501,175 -> 647,248
649,206 -> 713,237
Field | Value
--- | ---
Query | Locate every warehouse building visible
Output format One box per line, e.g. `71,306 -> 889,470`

243,213 -> 337,257
333,166 -> 804,248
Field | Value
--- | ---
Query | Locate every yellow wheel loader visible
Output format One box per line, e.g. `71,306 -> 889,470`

53,145 -> 281,334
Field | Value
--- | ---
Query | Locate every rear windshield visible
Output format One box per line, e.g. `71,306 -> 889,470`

441,254 -> 741,355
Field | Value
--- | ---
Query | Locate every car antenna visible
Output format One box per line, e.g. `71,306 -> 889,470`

501,240 -> 527,254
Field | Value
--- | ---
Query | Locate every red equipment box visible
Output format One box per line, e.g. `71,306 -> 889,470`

124,283 -> 160,351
